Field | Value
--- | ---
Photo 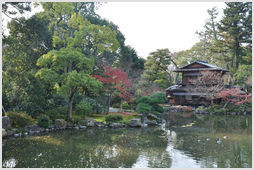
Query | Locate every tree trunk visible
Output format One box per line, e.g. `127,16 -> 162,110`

67,90 -> 75,122
223,101 -> 230,109
170,58 -> 179,84
119,99 -> 123,113
211,98 -> 214,106
175,73 -> 179,84
106,93 -> 112,115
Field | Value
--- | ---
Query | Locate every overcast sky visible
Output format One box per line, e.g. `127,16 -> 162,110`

96,2 -> 227,59
2,2 -> 227,59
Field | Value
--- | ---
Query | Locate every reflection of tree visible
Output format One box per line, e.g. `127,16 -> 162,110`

145,149 -> 172,168
163,112 -> 197,127
170,115 -> 252,168
3,115 -> 251,168
2,128 -> 172,168
195,115 -> 252,133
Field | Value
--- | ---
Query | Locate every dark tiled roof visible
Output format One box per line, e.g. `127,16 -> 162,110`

173,60 -> 228,72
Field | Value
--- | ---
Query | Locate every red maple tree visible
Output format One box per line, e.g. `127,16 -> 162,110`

218,88 -> 252,108
92,66 -> 133,113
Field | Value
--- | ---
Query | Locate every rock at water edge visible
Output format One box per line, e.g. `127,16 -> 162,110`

55,119 -> 66,129
2,129 -> 7,138
110,123 -> 123,128
129,119 -> 142,127
23,124 -> 44,133
2,116 -> 12,130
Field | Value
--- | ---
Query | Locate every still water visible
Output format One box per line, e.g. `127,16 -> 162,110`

2,114 -> 252,168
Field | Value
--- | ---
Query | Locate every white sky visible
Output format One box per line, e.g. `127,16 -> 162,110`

2,2 -> 227,59
96,2 -> 227,59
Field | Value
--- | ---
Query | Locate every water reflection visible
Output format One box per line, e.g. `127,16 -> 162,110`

2,158 -> 17,168
164,113 -> 252,168
2,114 -> 252,168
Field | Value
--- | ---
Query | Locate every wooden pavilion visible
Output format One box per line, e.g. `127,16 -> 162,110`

166,60 -> 229,106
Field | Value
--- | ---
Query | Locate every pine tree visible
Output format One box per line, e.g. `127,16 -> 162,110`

217,2 -> 252,70
137,49 -> 172,96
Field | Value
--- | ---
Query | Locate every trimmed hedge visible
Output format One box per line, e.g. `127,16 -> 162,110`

37,115 -> 51,128
105,114 -> 123,122
71,115 -> 83,124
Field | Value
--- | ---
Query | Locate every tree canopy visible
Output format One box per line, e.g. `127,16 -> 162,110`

2,2 -> 252,119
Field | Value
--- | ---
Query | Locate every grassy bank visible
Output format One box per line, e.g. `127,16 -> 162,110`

84,112 -> 142,124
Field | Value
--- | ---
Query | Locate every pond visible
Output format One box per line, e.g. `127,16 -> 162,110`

2,114 -> 252,168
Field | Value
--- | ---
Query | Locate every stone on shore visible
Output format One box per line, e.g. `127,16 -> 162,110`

246,108 -> 252,113
2,116 -> 12,130
95,121 -> 104,127
2,129 -> 7,138
141,114 -> 148,123
141,124 -> 148,128
67,123 -> 77,128
79,126 -> 87,129
145,120 -> 158,126
55,119 -> 66,130
86,118 -> 95,127
129,119 -> 142,127
110,123 -> 123,128
23,124 -> 44,133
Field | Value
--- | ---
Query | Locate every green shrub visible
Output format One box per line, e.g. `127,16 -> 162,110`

55,114 -> 66,120
122,101 -> 132,110
6,111 -> 34,128
137,96 -> 151,104
45,106 -> 67,121
14,102 -> 43,118
239,104 -> 248,111
207,106 -> 213,112
226,104 -> 240,112
136,91 -> 167,116
137,103 -> 152,114
149,91 -> 167,104
151,110 -> 160,117
111,103 -> 120,108
52,94 -> 67,106
45,94 -> 67,110
74,96 -> 105,114
80,120 -> 87,125
71,115 -> 83,124
121,120 -> 130,125
105,114 -> 123,122
75,100 -> 93,116
199,106 -> 205,110
37,115 -> 51,128
213,104 -> 222,110
214,108 -> 226,115
153,105 -> 164,113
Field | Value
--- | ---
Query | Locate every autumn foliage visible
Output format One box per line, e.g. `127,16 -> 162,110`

92,66 -> 134,102
218,88 -> 252,105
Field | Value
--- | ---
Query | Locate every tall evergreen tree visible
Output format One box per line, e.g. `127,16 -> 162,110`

137,49 -> 172,96
217,2 -> 252,70
195,6 -> 221,64
2,15 -> 52,115
36,12 -> 119,121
